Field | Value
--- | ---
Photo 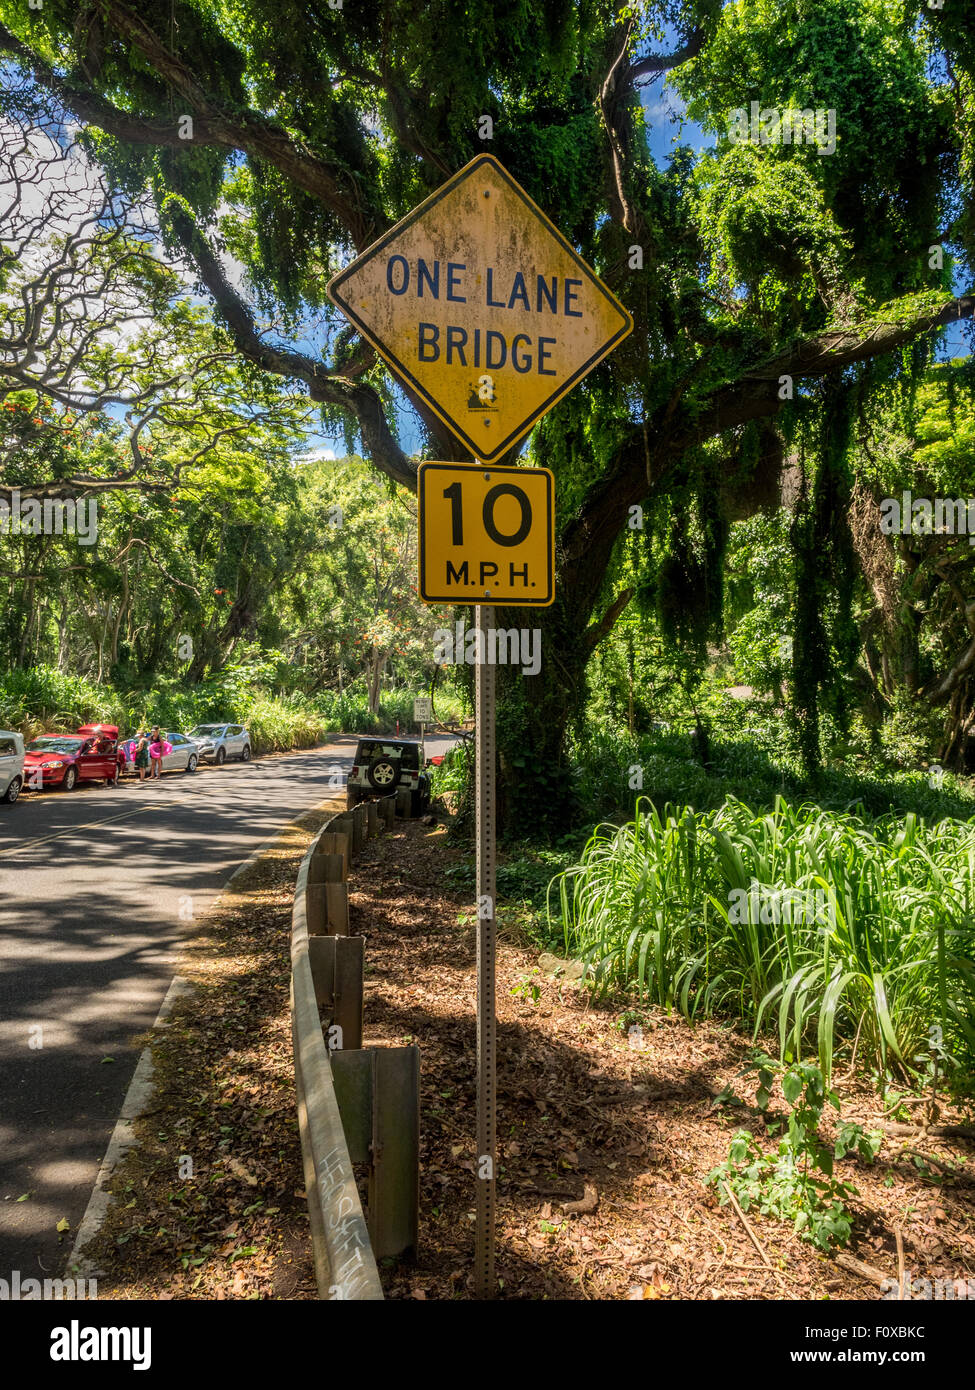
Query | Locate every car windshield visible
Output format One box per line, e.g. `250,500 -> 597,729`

357,741 -> 419,768
189,726 -> 223,737
27,737 -> 82,753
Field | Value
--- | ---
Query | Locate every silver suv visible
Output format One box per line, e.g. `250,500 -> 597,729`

0,730 -> 25,804
187,723 -> 252,765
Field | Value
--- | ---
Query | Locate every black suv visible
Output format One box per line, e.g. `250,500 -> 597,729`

346,738 -> 431,815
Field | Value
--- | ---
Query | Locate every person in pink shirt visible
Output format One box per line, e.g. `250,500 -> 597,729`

148,728 -> 172,779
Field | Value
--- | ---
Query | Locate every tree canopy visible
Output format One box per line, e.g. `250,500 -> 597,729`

2,0 -> 975,822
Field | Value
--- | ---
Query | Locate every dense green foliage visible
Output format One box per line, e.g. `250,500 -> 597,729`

0,397 -> 466,730
0,661 -> 461,751
552,795 -> 975,1093
3,0 -> 973,827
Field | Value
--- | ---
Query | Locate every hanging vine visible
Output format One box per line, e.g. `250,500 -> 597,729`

790,373 -> 859,773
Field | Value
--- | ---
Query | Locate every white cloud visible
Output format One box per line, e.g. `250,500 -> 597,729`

296,445 -> 337,464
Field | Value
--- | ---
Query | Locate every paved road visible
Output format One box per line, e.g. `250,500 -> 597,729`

0,734 -> 455,1279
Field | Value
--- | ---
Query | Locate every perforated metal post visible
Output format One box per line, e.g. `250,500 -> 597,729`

474,603 -> 496,1298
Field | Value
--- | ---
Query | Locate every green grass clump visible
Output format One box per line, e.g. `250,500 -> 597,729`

551,794 -> 975,1092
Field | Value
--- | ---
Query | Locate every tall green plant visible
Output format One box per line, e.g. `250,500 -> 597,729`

552,795 -> 975,1091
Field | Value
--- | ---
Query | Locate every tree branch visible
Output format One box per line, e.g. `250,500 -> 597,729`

560,291 -> 975,616
165,206 -> 418,490
583,586 -> 635,652
684,295 -> 975,444
629,29 -> 706,81
0,11 -> 380,250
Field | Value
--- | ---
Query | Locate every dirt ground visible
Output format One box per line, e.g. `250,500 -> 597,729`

79,808 -> 975,1301
353,822 -> 975,1302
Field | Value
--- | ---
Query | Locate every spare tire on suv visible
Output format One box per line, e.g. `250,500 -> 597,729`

366,756 -> 398,790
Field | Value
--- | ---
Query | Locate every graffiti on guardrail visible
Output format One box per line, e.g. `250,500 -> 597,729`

318,1144 -> 374,1301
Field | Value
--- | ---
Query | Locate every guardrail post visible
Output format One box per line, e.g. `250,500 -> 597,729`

315,830 -> 351,878
395,787 -> 412,818
308,854 -> 349,934
326,878 -> 349,934
331,1046 -> 420,1260
380,795 -> 396,828
367,801 -> 380,837
307,935 -> 364,1051
371,1046 -> 420,1260
291,834 -> 383,1300
351,803 -> 367,853
306,883 -> 327,935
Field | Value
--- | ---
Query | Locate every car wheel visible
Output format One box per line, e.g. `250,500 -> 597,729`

62,766 -> 78,791
241,744 -> 251,762
187,754 -> 198,773
367,759 -> 397,790
2,776 -> 21,804
215,747 -> 226,765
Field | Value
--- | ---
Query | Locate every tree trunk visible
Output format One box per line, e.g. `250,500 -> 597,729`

490,596 -> 601,835
368,648 -> 383,714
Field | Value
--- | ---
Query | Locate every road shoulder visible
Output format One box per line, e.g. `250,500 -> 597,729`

67,795 -> 342,1299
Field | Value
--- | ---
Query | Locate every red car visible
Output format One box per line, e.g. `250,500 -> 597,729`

23,724 -> 121,791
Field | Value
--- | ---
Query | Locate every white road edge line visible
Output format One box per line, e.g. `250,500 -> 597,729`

65,794 -> 344,1281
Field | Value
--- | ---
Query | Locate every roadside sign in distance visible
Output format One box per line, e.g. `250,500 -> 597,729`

327,154 -> 633,463
418,462 -> 554,607
413,697 -> 433,723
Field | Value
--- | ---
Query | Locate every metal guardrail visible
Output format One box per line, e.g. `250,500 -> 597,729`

291,794 -> 419,1300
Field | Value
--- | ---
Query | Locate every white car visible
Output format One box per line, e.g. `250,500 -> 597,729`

0,730 -> 25,804
156,731 -> 200,773
186,723 -> 252,765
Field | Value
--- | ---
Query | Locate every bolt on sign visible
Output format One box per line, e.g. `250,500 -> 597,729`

326,154 -> 633,463
418,462 -> 554,606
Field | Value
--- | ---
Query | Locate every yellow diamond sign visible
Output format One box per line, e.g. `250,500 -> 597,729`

327,154 -> 633,463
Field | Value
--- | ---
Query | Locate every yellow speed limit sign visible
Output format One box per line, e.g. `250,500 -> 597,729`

418,462 -> 554,607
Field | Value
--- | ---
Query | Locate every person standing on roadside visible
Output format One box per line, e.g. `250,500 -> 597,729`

134,732 -> 150,782
149,728 -> 172,779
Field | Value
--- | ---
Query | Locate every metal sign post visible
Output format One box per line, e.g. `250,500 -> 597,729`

474,602 -> 496,1298
329,153 -> 631,1303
